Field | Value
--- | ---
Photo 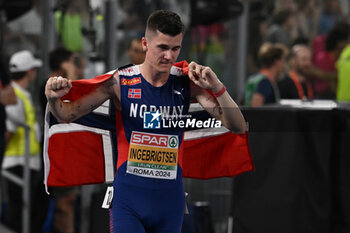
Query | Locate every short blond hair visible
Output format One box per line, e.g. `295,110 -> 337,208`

258,43 -> 289,68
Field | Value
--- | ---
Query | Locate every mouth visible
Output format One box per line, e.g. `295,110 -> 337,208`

160,60 -> 172,64
159,62 -> 172,68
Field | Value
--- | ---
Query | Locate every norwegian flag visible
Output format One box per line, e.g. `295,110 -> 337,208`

128,88 -> 141,99
43,62 -> 254,190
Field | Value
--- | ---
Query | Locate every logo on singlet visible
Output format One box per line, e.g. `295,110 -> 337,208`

143,111 -> 161,129
168,136 -> 178,148
128,89 -> 141,99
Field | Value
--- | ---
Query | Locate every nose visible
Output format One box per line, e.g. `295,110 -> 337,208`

163,50 -> 172,60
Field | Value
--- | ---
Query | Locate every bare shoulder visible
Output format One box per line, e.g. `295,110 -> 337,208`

107,70 -> 121,110
112,71 -> 121,99
102,71 -> 119,89
96,71 -> 120,96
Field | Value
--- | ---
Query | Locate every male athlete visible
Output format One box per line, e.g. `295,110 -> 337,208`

45,10 -> 246,233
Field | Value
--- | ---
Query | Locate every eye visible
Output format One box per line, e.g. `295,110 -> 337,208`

158,45 -> 169,51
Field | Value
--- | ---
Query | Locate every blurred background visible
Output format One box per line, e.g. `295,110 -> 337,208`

0,0 -> 350,233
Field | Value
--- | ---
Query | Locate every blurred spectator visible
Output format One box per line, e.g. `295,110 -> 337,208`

312,34 -> 327,63
4,0 -> 42,56
339,0 -> 350,22
291,37 -> 310,47
74,54 -> 88,79
0,62 -> 17,167
2,50 -> 44,233
245,43 -> 288,106
127,38 -> 146,65
278,45 -> 314,100
336,44 -> 350,101
274,0 -> 297,13
117,0 -> 148,33
50,48 -> 78,80
266,9 -> 298,47
318,0 -> 344,35
55,0 -> 89,52
311,0 -> 344,64
165,0 -> 191,29
189,23 -> 226,77
295,0 -> 321,43
247,13 -> 268,74
117,37 -> 145,68
40,48 -> 77,114
312,21 -> 350,99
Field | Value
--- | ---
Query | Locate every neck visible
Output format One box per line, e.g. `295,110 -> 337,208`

139,62 -> 170,87
261,68 -> 278,82
291,69 -> 305,82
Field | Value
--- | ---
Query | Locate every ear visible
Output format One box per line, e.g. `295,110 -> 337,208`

142,37 -> 148,52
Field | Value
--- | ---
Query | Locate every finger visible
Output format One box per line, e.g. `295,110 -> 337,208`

56,76 -> 63,89
57,76 -> 68,89
188,72 -> 197,82
201,67 -> 211,79
188,69 -> 200,83
67,80 -> 72,89
53,76 -> 64,90
62,79 -> 70,88
188,62 -> 200,77
61,78 -> 72,89
54,76 -> 70,90
188,61 -> 197,73
48,76 -> 57,90
52,77 -> 60,90
195,64 -> 203,77
189,75 -> 201,87
47,76 -> 55,86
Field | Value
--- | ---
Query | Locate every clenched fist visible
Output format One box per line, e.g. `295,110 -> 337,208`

45,76 -> 72,100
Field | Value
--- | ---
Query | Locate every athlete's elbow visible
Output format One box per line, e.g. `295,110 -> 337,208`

50,113 -> 72,123
233,129 -> 246,134
48,109 -> 76,123
231,127 -> 246,134
226,122 -> 247,134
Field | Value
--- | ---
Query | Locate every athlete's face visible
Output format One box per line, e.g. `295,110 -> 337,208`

143,30 -> 183,73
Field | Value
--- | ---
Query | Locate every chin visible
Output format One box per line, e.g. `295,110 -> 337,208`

158,64 -> 172,72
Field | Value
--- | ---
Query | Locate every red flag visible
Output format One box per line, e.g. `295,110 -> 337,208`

44,63 -> 254,189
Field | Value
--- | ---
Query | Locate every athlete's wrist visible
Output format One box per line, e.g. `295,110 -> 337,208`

210,83 -> 226,97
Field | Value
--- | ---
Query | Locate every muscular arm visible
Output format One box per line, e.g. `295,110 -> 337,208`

189,62 -> 247,134
45,73 -> 120,122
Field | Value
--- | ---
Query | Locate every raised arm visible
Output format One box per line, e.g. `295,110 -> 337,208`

45,74 -> 119,122
189,62 -> 247,134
